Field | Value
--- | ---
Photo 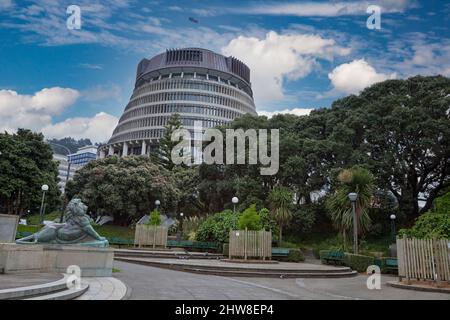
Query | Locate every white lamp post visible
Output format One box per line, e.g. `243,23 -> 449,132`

155,199 -> 160,211
348,192 -> 358,254
39,184 -> 49,224
390,214 -> 396,241
232,196 -> 239,229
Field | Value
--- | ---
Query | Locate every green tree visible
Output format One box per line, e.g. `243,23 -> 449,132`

152,113 -> 184,170
196,209 -> 240,243
0,129 -> 60,216
237,204 -> 262,230
326,167 -> 376,247
147,209 -> 161,226
65,156 -> 179,225
268,186 -> 293,243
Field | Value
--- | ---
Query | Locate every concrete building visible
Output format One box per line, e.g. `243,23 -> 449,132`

98,48 -> 257,157
54,145 -> 98,193
68,145 -> 98,166
53,153 -> 78,193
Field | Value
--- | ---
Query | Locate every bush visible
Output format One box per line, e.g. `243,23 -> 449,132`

196,209 -> 239,243
285,249 -> 305,262
147,209 -> 161,226
343,253 -> 375,272
259,207 -> 277,233
237,204 -> 262,230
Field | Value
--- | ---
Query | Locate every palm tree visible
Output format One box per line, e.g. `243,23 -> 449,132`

268,186 -> 293,244
326,166 -> 375,250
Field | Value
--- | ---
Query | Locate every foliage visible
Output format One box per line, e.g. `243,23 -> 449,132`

343,253 -> 375,272
326,166 -> 376,244
151,113 -> 183,171
399,192 -> 450,239
273,248 -> 305,262
196,209 -> 240,243
268,186 -> 293,243
25,211 -> 61,225
147,209 -> 161,226
181,216 -> 205,238
259,207 -> 277,233
48,137 -> 93,154
65,156 -> 179,225
237,204 -> 262,230
0,129 -> 60,216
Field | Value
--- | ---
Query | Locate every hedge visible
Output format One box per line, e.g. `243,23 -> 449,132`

343,253 -> 375,272
273,248 -> 305,262
319,250 -> 375,272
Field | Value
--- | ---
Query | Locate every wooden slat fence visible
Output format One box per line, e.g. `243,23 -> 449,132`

397,237 -> 450,286
134,225 -> 168,248
229,229 -> 272,260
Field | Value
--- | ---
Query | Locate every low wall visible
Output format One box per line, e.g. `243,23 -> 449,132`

0,243 -> 114,277
0,214 -> 19,243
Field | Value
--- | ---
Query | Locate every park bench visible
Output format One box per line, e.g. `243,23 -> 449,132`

109,237 -> 134,247
167,240 -> 219,251
271,247 -> 290,257
323,250 -> 345,265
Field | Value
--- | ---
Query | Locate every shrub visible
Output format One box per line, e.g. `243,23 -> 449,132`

196,209 -> 239,243
237,204 -> 262,230
286,249 -> 305,262
343,253 -> 375,272
259,207 -> 277,233
147,209 -> 161,226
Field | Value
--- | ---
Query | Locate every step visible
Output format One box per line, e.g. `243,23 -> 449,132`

25,283 -> 89,300
115,258 -> 357,278
185,267 -> 359,278
115,250 -> 223,260
0,275 -> 69,300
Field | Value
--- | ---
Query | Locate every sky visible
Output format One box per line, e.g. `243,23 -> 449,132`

0,0 -> 449,143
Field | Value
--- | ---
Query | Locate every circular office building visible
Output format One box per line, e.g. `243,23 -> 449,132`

99,48 -> 257,158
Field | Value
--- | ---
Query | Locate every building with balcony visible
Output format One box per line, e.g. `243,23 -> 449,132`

98,48 -> 257,157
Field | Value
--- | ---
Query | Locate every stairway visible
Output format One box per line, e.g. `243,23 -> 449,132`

115,257 -> 358,278
114,248 -> 224,260
0,274 -> 89,300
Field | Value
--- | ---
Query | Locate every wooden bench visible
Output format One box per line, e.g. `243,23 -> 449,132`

167,240 -> 219,251
385,258 -> 398,273
271,247 -> 290,257
323,250 -> 345,265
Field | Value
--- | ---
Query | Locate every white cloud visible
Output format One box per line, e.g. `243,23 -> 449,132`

227,0 -> 414,17
0,87 -> 118,142
258,108 -> 314,118
0,0 -> 13,10
328,59 -> 396,94
0,87 -> 80,132
81,85 -> 122,102
42,112 -> 118,143
222,31 -> 350,106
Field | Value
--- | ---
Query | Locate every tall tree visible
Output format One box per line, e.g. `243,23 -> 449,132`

268,186 -> 293,243
152,113 -> 183,170
0,129 -> 60,216
326,167 -> 376,247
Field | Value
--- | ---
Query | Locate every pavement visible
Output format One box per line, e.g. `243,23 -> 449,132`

75,277 -> 128,300
113,260 -> 450,300
0,273 -> 63,290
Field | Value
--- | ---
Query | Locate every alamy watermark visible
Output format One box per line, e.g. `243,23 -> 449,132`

366,265 -> 381,290
67,5 -> 81,30
171,121 -> 279,175
66,265 -> 82,290
366,5 -> 381,30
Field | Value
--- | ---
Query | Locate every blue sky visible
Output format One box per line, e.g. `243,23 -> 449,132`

0,0 -> 449,142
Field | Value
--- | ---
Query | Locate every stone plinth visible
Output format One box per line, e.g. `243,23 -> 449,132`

0,243 -> 113,277
0,214 -> 19,243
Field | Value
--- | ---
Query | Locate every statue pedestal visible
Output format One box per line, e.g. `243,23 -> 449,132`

0,243 -> 113,277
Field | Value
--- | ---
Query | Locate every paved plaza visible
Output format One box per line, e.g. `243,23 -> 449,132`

113,260 -> 450,300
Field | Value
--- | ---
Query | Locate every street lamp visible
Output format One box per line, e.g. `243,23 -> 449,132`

155,199 -> 161,211
348,192 -> 358,254
390,214 -> 396,242
232,196 -> 239,230
39,184 -> 49,225
178,212 -> 184,241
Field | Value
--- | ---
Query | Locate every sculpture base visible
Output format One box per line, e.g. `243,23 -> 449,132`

0,243 -> 113,277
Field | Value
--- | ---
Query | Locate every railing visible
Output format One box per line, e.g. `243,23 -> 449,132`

397,237 -> 450,286
134,225 -> 168,248
228,229 -> 272,260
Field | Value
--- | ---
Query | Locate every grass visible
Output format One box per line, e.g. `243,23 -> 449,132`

25,212 -> 62,225
112,268 -> 121,273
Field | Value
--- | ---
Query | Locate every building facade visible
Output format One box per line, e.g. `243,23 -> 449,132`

98,48 -> 257,158
54,145 -> 98,193
68,145 -> 98,166
53,153 -> 78,193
